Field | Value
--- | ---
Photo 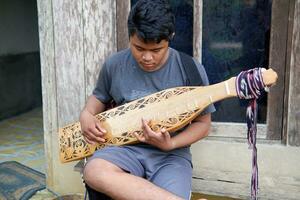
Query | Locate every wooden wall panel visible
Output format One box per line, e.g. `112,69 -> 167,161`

83,0 -> 117,97
37,0 -> 57,189
193,0 -> 202,62
53,0 -> 85,125
117,0 -> 130,50
267,0 -> 290,140
38,0 -> 118,194
282,0 -> 296,144
287,0 -> 300,146
49,0 -> 87,193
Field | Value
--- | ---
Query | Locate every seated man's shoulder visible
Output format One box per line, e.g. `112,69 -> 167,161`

105,48 -> 131,67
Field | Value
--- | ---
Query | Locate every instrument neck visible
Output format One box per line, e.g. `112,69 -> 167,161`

191,77 -> 237,109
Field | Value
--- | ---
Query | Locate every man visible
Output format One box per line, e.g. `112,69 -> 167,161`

81,0 -> 215,199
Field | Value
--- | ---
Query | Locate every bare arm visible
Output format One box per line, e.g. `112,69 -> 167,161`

171,113 -> 211,149
80,95 -> 107,144
135,113 -> 211,151
82,95 -> 106,115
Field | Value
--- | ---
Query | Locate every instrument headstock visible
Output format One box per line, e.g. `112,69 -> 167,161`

261,68 -> 278,87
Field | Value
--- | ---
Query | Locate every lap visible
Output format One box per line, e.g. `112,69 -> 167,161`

88,145 -> 145,177
87,145 -> 192,199
149,155 -> 192,199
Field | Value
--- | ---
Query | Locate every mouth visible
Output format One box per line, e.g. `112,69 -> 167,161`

139,61 -> 160,72
143,63 -> 154,67
141,62 -> 155,68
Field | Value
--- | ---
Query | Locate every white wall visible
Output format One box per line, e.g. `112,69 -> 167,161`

191,139 -> 300,199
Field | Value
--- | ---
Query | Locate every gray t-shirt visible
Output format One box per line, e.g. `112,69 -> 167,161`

93,47 -> 215,161
93,47 -> 215,115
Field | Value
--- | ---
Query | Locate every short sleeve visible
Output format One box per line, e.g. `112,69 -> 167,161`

92,62 -> 112,104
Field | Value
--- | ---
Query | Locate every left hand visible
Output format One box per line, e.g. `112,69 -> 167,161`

133,118 -> 175,151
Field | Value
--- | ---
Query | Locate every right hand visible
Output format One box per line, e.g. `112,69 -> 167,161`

79,109 -> 107,144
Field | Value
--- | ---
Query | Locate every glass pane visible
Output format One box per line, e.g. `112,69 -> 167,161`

202,0 -> 272,123
131,0 -> 193,55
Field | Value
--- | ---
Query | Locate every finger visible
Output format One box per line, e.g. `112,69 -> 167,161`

92,132 -> 106,143
141,118 -> 150,140
96,136 -> 106,143
91,125 -> 104,137
142,118 -> 155,137
83,135 -> 95,145
89,126 -> 108,142
95,122 -> 107,134
161,128 -> 171,140
84,131 -> 98,143
133,132 -> 146,142
82,130 -> 92,140
85,130 -> 105,143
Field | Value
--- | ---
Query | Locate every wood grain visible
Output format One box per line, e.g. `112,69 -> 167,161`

287,0 -> 300,146
117,0 -> 130,50
83,0 -> 117,97
267,0 -> 290,140
37,0 -> 57,189
193,0 -> 203,62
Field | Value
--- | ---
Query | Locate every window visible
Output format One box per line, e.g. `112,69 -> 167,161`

202,0 -> 272,123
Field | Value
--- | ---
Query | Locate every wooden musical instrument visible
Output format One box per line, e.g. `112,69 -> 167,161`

59,68 -> 277,163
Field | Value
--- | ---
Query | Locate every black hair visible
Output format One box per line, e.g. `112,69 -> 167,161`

127,0 -> 175,43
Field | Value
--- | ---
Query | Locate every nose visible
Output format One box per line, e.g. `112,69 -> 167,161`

142,52 -> 153,61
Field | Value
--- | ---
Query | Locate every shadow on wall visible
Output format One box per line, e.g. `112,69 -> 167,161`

0,52 -> 42,121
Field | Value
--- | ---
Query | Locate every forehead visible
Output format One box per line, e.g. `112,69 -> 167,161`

130,34 -> 168,49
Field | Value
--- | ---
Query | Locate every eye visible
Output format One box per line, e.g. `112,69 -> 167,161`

135,46 -> 143,51
152,49 -> 161,53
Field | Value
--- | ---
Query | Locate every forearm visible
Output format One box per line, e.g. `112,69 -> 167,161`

82,95 -> 106,115
171,114 -> 211,149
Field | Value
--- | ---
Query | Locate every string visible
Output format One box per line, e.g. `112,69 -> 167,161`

235,68 -> 267,200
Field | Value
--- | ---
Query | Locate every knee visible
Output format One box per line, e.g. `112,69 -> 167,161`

83,158 -> 121,187
83,159 -> 105,186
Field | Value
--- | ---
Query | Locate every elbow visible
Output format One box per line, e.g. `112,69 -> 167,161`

203,122 -> 212,138
203,129 -> 210,138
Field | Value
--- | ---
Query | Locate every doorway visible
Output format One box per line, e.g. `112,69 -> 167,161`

0,0 -> 44,173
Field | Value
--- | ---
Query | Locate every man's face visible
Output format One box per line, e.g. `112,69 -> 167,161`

129,34 -> 169,72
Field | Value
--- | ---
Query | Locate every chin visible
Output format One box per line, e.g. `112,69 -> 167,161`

140,64 -> 155,71
143,67 -> 155,72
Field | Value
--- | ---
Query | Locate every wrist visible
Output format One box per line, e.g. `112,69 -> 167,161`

168,138 -> 177,151
80,108 -> 92,121
82,107 -> 95,116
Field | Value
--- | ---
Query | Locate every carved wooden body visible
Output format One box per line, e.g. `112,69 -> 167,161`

59,69 -> 277,163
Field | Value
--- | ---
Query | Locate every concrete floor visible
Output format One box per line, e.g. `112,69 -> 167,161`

0,107 -> 57,199
0,107 -> 45,173
0,107 -> 237,200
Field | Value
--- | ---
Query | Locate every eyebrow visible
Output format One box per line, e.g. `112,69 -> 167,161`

133,44 -> 163,51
